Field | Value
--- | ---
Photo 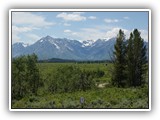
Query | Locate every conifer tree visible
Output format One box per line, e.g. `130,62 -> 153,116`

125,33 -> 134,86
132,29 -> 147,86
111,29 -> 147,87
125,29 -> 147,87
112,29 -> 126,87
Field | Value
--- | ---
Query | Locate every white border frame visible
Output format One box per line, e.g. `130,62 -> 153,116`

9,9 -> 151,111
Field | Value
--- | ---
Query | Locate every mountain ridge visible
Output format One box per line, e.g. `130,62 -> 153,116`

12,35 -> 148,61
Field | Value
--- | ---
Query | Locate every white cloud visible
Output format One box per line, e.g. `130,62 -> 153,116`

64,23 -> 71,26
104,18 -> 119,23
105,28 -> 130,39
56,12 -> 86,21
12,12 -> 54,27
123,16 -> 130,19
88,16 -> 97,20
64,29 -> 72,33
105,28 -> 121,39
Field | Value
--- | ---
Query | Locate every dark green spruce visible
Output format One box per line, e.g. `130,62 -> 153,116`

127,29 -> 147,86
112,29 -> 126,87
112,29 -> 147,87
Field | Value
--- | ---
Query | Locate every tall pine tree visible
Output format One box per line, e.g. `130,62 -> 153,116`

126,33 -> 134,86
126,29 -> 147,87
112,29 -> 126,87
132,29 -> 147,86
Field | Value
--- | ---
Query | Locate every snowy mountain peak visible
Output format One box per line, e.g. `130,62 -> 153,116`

38,35 -> 60,49
82,40 -> 95,47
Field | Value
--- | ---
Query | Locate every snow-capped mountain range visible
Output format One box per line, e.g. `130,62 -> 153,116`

12,35 -> 148,60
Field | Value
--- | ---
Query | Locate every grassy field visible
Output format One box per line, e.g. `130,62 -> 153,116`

38,63 -> 112,84
12,63 -> 149,109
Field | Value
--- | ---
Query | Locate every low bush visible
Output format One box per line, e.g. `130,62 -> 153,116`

46,65 -> 101,93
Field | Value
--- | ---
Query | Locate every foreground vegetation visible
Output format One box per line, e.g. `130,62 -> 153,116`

12,85 -> 148,109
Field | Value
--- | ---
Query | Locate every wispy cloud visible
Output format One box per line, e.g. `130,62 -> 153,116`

88,16 -> 97,20
104,18 -> 119,23
56,12 -> 86,21
12,12 -> 54,27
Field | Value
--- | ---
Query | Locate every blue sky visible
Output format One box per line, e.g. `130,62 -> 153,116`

12,11 -> 149,44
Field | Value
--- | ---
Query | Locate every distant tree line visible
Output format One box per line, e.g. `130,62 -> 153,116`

38,58 -> 112,63
112,29 -> 147,87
